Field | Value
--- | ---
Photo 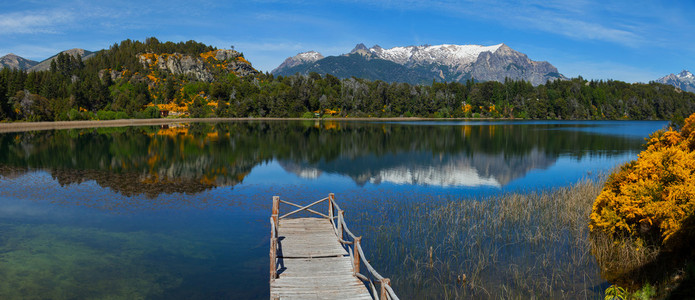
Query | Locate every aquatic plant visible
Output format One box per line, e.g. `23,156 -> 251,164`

345,179 -> 605,299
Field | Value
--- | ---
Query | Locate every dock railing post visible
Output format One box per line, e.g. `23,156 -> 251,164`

272,196 -> 280,230
270,233 -> 277,281
270,196 -> 280,281
353,236 -> 362,274
328,193 -> 334,224
381,278 -> 391,300
338,210 -> 344,240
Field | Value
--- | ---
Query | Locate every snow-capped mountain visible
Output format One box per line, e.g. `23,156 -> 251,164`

656,70 -> 695,93
359,43 -> 503,68
271,51 -> 324,73
273,43 -> 564,85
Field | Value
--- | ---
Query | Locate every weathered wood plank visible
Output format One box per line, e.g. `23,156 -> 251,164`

271,217 -> 371,300
277,218 -> 349,258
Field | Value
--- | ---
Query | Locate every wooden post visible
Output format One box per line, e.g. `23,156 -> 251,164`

272,196 -> 280,233
270,236 -> 277,281
338,210 -> 344,240
328,193 -> 334,222
270,196 -> 280,281
353,236 -> 362,273
380,278 -> 391,300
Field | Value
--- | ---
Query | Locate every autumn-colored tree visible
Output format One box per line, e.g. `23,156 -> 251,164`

590,113 -> 695,246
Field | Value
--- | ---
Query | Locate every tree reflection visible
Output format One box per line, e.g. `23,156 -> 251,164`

0,121 -> 645,198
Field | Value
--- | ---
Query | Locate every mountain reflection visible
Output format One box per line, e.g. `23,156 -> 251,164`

0,121 -> 644,197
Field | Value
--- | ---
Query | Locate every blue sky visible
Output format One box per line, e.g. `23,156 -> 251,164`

1,0 -> 694,82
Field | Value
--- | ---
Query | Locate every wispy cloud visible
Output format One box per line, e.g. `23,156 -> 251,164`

0,10 -> 75,35
345,0 -> 685,48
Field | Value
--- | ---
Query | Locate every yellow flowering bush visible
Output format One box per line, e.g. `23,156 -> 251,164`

590,113 -> 695,245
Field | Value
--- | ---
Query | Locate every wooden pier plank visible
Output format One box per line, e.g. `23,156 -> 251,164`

278,218 -> 348,258
271,217 -> 372,300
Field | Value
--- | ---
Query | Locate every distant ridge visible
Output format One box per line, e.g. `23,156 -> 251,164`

655,70 -> 695,93
29,48 -> 96,72
0,53 -> 39,70
273,43 -> 565,85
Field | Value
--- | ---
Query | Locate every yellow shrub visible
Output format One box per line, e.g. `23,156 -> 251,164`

590,113 -> 695,244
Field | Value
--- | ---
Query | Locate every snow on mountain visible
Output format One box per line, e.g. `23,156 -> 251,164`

678,70 -> 694,81
271,51 -> 324,73
368,43 -> 504,67
656,70 -> 695,93
370,165 -> 500,187
272,42 -> 564,85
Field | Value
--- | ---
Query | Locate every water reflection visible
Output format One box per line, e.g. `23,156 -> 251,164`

0,120 -> 668,299
0,121 -> 662,198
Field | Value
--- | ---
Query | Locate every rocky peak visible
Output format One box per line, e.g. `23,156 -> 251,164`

678,70 -> 694,79
656,70 -> 695,93
28,48 -> 95,72
0,53 -> 39,70
271,51 -> 324,74
350,43 -> 368,53
349,43 -> 371,57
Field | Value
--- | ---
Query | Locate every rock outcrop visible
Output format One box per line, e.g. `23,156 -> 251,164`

139,49 -> 258,82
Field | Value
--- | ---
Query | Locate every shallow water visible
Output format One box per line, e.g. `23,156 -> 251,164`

0,120 -> 667,299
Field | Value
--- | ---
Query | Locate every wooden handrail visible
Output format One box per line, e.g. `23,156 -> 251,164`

279,200 -> 329,219
279,197 -> 329,219
271,193 -> 398,300
328,194 -> 399,300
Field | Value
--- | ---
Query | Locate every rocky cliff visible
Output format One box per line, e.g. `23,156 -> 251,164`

138,49 -> 258,82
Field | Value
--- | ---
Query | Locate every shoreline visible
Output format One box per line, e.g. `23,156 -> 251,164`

0,117 -> 478,133
0,117 -> 660,133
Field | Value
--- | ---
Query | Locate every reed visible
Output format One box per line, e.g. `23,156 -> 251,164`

345,179 -> 606,299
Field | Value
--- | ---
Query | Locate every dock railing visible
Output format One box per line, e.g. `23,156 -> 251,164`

270,193 -> 399,300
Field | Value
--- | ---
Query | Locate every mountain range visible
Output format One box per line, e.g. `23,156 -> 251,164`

0,49 -> 95,72
2,43 -> 695,94
655,70 -> 695,93
273,43 -> 566,86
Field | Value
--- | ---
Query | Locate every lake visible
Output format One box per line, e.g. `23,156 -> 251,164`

0,120 -> 667,299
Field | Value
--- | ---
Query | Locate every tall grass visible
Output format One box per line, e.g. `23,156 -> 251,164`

347,180 -> 607,299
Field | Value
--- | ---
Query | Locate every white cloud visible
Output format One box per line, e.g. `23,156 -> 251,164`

0,10 -> 75,35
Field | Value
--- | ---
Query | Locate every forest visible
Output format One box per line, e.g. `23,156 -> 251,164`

1,38 -> 695,122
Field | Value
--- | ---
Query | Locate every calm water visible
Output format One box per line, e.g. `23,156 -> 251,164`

0,120 -> 666,299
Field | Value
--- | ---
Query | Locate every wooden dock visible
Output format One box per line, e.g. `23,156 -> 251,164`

269,194 -> 398,300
